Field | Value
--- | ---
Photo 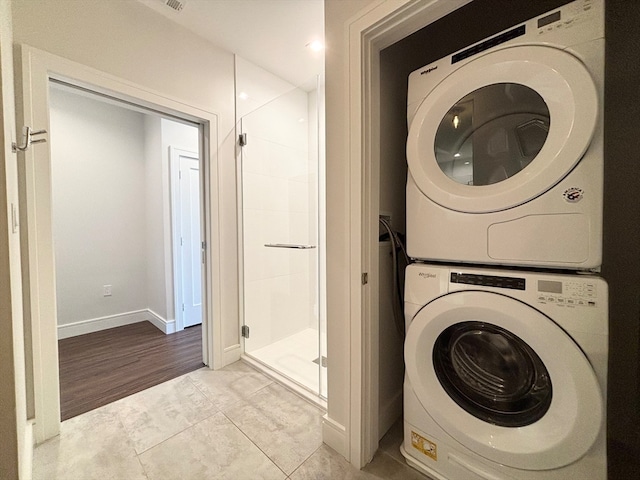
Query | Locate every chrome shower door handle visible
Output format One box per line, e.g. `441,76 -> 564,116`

264,243 -> 317,249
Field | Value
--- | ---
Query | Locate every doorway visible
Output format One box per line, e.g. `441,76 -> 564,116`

18,45 -> 221,443
48,82 -> 205,419
170,148 -> 203,331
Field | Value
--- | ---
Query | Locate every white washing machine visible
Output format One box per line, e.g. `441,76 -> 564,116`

401,263 -> 607,480
406,0 -> 604,270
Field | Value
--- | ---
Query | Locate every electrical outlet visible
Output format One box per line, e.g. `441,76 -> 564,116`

103,285 -> 112,297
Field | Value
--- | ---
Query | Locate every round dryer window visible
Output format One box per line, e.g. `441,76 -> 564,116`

406,45 -> 598,213
404,291 -> 603,470
434,83 -> 550,187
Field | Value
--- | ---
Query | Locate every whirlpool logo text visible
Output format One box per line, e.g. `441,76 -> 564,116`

418,272 -> 437,279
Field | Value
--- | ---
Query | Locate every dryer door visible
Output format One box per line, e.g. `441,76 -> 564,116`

406,45 -> 598,213
404,290 -> 603,470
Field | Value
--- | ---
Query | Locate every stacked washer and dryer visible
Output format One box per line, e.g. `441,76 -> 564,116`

400,1 -> 608,479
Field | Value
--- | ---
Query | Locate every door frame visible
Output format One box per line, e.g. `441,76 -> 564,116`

170,146 -> 202,331
16,45 -> 222,443
334,0 -> 473,467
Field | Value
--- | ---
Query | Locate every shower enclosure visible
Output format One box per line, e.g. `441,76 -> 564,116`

239,82 -> 326,400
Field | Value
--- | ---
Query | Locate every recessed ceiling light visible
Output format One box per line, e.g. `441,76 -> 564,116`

307,40 -> 324,52
454,153 -> 461,158
239,92 -> 249,100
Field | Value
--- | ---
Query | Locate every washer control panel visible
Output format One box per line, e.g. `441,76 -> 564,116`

449,270 -> 599,307
450,272 -> 525,290
536,279 -> 598,307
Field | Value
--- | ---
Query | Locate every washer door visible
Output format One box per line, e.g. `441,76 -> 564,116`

406,45 -> 598,213
404,291 -> 603,470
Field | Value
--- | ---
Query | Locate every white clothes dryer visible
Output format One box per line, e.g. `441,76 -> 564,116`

406,0 -> 604,270
401,263 -> 608,480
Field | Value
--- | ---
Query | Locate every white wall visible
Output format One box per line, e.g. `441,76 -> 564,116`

0,0 -> 30,476
237,58 -> 317,351
144,115 -> 166,319
50,87 -> 149,327
12,0 -> 240,353
145,118 -> 199,321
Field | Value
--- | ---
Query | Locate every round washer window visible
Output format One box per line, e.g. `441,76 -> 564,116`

433,321 -> 552,427
434,83 -> 550,186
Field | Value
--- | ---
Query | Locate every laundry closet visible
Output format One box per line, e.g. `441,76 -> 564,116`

376,0 -> 576,428
375,0 -> 607,478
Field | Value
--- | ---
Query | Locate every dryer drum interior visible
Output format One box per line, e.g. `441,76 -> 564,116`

433,321 -> 552,427
434,83 -> 551,187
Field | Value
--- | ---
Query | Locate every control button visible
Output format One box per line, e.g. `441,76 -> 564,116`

567,299 -> 575,304
547,297 -> 556,302
557,298 -> 565,303
538,296 -> 546,301
588,301 -> 596,307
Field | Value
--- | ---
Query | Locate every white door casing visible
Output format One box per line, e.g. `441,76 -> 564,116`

171,148 -> 202,330
17,45 -> 221,443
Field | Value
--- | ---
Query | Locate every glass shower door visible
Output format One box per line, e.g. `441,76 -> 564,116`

240,85 -> 325,398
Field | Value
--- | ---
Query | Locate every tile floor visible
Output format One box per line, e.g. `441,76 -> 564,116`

33,360 -> 430,480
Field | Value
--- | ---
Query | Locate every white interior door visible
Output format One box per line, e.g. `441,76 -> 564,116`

172,149 -> 202,329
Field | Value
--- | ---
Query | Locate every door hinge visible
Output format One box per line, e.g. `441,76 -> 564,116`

362,272 -> 368,285
182,303 -> 185,312
239,133 -> 247,146
241,325 -> 250,339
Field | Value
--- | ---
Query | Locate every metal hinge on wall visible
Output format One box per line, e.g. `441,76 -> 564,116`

241,325 -> 250,339
362,272 -> 368,285
239,133 -> 247,146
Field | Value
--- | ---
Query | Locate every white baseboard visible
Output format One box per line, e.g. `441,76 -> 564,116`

57,309 -> 173,339
223,343 -> 242,366
147,309 -> 176,334
322,414 -> 348,459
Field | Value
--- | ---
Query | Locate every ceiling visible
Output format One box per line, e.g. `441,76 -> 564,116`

137,0 -> 325,89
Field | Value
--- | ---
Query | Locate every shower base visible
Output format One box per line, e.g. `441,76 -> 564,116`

246,328 -> 327,400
